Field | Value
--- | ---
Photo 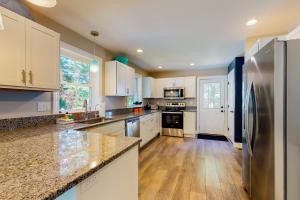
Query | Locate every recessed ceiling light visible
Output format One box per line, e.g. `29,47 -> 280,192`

137,49 -> 143,53
158,66 -> 163,69
27,0 -> 57,8
246,19 -> 258,26
190,63 -> 195,66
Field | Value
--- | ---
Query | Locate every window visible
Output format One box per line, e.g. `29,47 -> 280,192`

202,82 -> 221,109
127,73 -> 142,107
59,55 -> 91,111
53,43 -> 102,114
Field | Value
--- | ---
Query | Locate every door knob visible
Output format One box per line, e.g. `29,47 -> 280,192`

221,110 -> 224,113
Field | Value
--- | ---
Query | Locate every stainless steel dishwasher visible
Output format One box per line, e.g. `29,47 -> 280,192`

125,117 -> 140,137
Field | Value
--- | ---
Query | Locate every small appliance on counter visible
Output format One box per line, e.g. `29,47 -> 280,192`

144,102 -> 151,110
150,104 -> 159,110
162,102 -> 186,137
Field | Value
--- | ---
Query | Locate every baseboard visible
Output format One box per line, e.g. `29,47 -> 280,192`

184,134 -> 197,138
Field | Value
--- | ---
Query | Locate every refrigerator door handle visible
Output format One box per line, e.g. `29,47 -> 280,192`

245,84 -> 252,156
245,82 -> 257,157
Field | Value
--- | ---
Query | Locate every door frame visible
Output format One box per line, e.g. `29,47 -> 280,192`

197,75 -> 228,137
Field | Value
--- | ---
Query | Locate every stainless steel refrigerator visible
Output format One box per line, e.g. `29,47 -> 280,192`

242,38 -> 300,200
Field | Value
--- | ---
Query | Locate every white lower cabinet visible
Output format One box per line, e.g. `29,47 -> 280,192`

81,121 -> 125,136
183,111 -> 197,138
56,145 -> 139,200
140,112 -> 161,147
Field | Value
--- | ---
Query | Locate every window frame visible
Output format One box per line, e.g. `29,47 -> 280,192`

53,42 -> 102,114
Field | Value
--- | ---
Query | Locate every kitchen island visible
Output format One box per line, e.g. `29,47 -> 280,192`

0,124 -> 141,200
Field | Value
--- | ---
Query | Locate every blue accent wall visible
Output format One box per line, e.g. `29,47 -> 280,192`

228,57 -> 244,143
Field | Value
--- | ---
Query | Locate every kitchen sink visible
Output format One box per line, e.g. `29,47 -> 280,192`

77,117 -> 113,124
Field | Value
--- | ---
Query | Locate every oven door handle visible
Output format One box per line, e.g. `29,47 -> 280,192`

162,112 -> 183,114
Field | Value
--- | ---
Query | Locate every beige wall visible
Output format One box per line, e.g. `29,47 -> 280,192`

148,67 -> 228,78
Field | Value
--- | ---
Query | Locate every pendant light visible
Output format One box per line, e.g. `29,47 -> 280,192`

0,12 -> 4,31
90,31 -> 100,73
27,0 -> 57,8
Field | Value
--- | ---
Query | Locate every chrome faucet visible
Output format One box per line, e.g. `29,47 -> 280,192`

83,99 -> 88,120
95,104 -> 100,118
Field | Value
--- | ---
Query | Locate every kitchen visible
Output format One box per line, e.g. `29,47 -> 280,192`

0,0 -> 300,200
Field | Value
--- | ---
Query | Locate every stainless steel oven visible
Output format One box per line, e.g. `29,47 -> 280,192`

162,111 -> 184,137
164,87 -> 185,99
161,102 -> 186,137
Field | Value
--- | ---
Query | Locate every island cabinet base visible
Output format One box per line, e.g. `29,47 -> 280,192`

56,145 -> 139,200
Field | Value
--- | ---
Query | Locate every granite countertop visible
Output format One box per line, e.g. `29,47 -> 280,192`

0,111 -> 161,199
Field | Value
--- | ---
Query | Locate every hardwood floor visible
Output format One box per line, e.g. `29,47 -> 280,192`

139,136 -> 249,200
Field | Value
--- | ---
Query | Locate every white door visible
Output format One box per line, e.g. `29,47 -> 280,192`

199,78 -> 226,135
0,7 -> 26,87
227,70 -> 235,142
26,21 -> 60,90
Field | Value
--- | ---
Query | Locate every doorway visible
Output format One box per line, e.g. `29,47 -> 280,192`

197,76 -> 227,136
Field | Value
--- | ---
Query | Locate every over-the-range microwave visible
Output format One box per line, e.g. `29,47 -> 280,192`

163,87 -> 185,99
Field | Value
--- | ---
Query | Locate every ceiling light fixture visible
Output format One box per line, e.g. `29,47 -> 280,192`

246,19 -> 257,26
190,63 -> 195,66
137,49 -> 143,53
27,0 -> 57,8
90,31 -> 100,73
0,12 -> 4,31
158,66 -> 163,69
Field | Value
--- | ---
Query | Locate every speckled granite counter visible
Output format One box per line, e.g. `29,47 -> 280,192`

0,125 -> 141,200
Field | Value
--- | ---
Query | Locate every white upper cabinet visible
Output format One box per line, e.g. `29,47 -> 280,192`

126,66 -> 135,96
0,6 -> 60,91
26,21 -> 60,90
0,7 -> 26,87
105,61 -> 135,96
148,76 -> 196,99
184,76 -> 196,98
154,78 -> 165,98
143,77 -> 156,98
116,63 -> 127,96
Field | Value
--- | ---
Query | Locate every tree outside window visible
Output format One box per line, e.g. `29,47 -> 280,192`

59,55 -> 91,111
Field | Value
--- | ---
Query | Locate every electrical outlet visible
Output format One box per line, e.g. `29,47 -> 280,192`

37,102 -> 51,112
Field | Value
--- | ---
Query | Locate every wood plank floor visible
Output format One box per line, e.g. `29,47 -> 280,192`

139,136 -> 249,200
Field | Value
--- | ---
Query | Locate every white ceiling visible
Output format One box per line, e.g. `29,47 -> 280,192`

27,0 -> 300,71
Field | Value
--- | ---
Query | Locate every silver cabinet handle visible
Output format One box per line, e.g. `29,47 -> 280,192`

29,71 -> 33,84
21,70 -> 26,84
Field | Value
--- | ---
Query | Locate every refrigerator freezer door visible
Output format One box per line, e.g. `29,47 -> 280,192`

286,40 -> 300,200
243,40 -> 275,200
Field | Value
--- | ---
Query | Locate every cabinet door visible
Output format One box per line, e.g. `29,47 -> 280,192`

173,77 -> 184,87
154,79 -> 164,98
0,7 -> 26,87
184,112 -> 197,134
184,76 -> 196,98
26,21 -> 60,90
116,63 -> 127,96
126,67 -> 135,96
143,77 -> 155,98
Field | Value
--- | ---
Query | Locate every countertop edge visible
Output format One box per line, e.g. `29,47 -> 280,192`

44,139 -> 141,200
75,110 -> 161,130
